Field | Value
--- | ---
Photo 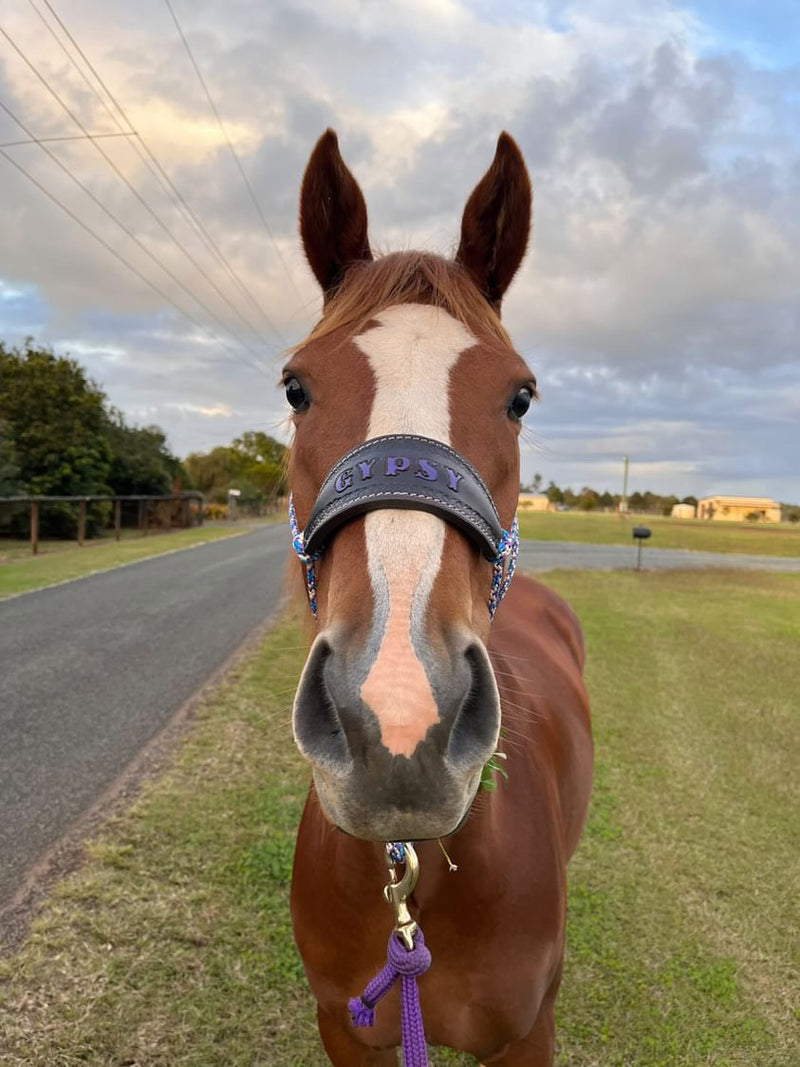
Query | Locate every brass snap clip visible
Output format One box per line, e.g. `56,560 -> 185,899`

383,842 -> 419,950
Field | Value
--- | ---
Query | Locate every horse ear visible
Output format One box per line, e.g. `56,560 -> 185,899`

456,132 -> 532,310
300,129 -> 372,299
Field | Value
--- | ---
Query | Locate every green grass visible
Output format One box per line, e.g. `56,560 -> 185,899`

0,527 -> 157,563
550,570 -> 799,1065
0,525 -> 250,599
0,573 -> 797,1065
517,510 -> 800,557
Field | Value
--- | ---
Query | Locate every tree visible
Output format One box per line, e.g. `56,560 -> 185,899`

531,472 -> 542,493
599,490 -> 615,509
0,340 -> 191,537
185,432 -> 287,510
104,409 -> 189,496
577,486 -> 600,511
0,419 -> 20,496
0,341 -> 111,535
185,446 -> 237,500
545,481 -> 564,505
562,486 -> 578,509
232,431 -> 287,501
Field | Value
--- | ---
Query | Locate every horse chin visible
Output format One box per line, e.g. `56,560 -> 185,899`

313,765 -> 481,842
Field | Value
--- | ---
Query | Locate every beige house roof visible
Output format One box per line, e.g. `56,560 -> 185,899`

698,495 -> 778,507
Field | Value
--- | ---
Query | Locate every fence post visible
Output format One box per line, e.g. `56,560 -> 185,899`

30,500 -> 39,556
115,499 -> 122,542
77,499 -> 86,546
138,499 -> 145,534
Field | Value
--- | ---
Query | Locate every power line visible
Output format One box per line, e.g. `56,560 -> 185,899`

0,131 -> 135,148
1,18 -> 281,360
0,95 -> 270,376
163,0 -> 306,312
35,0 -> 286,347
0,146 -> 273,382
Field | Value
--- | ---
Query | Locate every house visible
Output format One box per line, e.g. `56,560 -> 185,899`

518,493 -> 554,512
697,495 -> 781,523
670,502 -> 696,519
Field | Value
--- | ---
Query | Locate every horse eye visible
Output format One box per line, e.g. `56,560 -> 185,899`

285,377 -> 309,412
509,386 -> 533,420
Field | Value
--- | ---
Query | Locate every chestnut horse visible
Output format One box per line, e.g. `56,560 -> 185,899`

286,130 -> 593,1065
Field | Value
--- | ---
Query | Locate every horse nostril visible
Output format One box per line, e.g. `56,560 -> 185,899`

446,643 -> 501,770
292,638 -> 350,769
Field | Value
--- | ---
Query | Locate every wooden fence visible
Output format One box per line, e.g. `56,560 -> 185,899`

0,493 -> 204,555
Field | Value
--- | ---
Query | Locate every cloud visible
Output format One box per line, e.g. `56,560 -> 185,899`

0,0 -> 797,499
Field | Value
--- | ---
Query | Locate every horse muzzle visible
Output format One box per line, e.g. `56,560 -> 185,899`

292,633 -> 501,840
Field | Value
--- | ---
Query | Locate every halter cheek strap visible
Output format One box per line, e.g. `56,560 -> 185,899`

289,434 -> 519,621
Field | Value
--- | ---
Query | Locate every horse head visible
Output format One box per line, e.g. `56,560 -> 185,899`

285,129 -> 534,841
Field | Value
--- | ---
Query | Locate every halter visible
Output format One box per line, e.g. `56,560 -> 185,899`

288,433 -> 518,620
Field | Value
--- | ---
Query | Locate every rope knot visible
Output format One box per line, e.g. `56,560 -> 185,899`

348,926 -> 431,1065
386,930 -> 431,976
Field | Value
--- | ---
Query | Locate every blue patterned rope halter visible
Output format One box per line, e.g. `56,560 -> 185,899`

487,515 -> 519,621
288,493 -> 322,617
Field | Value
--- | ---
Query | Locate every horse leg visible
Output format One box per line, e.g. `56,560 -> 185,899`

482,968 -> 561,1067
316,1005 -> 398,1066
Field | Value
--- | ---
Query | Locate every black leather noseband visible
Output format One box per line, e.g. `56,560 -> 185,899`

303,434 -> 503,560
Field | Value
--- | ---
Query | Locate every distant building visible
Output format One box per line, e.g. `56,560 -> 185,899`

671,502 -> 696,519
518,493 -> 555,512
697,495 -> 781,523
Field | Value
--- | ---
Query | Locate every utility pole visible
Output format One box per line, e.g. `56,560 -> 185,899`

620,455 -> 629,514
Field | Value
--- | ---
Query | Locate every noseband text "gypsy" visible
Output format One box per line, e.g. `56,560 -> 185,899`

289,433 -> 519,620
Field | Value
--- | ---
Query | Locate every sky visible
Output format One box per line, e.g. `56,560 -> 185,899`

0,0 -> 798,501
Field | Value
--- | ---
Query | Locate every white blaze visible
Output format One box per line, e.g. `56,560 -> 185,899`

354,305 -> 475,756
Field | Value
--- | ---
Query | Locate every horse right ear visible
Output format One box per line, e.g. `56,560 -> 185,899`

300,130 -> 372,300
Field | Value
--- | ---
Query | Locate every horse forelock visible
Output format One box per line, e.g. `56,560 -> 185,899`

295,250 -> 511,351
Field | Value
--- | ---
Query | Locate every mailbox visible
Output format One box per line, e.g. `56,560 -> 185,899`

632,525 -> 651,570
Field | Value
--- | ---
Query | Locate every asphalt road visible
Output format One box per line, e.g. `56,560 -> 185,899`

518,539 -> 800,573
0,525 -> 289,911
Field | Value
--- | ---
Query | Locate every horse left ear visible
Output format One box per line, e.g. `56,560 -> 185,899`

300,129 -> 373,301
456,132 -> 532,311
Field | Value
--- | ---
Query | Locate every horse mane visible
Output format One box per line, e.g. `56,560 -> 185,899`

299,250 -> 513,348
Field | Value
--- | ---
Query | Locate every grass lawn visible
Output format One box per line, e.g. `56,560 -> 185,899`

0,527 -> 158,563
0,571 -> 797,1065
516,510 -> 800,557
0,525 -> 250,600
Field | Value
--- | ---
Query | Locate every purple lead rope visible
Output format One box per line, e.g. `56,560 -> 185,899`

348,927 -> 432,1067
